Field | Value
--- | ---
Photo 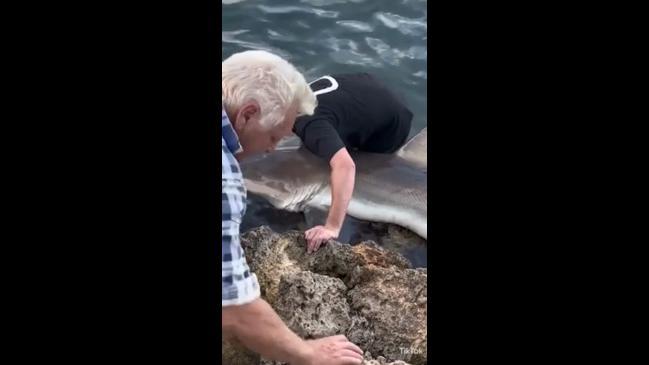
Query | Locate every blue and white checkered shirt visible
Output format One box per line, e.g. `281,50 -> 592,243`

222,108 -> 260,306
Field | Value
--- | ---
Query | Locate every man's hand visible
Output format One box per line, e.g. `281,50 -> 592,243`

298,335 -> 364,365
305,225 -> 339,253
224,299 -> 363,364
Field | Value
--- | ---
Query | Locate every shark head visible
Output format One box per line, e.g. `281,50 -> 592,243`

239,144 -> 331,211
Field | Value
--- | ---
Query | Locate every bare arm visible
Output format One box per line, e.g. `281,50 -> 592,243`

223,298 -> 363,365
326,148 -> 356,231
223,298 -> 312,364
305,148 -> 355,252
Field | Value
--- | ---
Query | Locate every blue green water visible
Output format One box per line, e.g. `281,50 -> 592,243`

222,0 -> 427,137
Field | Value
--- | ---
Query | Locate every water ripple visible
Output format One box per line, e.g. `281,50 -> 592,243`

222,29 -> 249,37
336,20 -> 374,33
374,12 -> 427,36
413,70 -> 427,80
296,20 -> 311,29
329,50 -> 382,68
366,37 -> 427,66
222,31 -> 292,60
323,37 -> 359,52
258,5 -> 339,18
300,0 -> 366,6
405,46 -> 427,60
267,29 -> 299,43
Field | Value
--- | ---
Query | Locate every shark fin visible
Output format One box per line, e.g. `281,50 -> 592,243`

397,127 -> 427,170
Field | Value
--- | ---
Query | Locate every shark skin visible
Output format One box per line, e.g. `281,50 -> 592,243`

239,128 -> 427,239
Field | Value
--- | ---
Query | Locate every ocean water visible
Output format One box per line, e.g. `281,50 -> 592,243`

222,0 -> 427,267
222,0 -> 427,137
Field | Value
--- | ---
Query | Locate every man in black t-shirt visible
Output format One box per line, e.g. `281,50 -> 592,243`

293,73 -> 413,253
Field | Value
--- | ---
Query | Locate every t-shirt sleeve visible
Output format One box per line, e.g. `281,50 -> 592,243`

294,117 -> 345,162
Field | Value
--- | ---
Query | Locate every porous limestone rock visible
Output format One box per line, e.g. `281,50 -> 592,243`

223,226 -> 427,365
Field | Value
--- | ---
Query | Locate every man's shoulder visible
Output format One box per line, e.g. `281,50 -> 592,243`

222,138 -> 243,180
293,112 -> 337,135
221,137 -> 246,217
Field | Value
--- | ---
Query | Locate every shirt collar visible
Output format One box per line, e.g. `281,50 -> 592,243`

222,108 -> 243,154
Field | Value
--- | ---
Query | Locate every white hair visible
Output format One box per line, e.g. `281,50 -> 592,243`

222,50 -> 317,129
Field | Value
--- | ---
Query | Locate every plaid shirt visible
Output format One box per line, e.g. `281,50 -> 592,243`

222,108 -> 260,306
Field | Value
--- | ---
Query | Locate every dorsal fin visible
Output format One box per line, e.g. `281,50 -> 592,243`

397,127 -> 427,170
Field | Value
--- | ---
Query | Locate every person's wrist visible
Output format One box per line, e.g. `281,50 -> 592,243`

324,216 -> 341,230
290,340 -> 314,365
324,223 -> 341,236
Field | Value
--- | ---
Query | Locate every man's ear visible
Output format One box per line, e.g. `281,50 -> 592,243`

233,102 -> 260,131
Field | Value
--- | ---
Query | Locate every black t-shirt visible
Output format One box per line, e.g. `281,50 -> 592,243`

293,73 -> 413,162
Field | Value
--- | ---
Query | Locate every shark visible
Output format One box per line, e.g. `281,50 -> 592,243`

239,128 -> 427,240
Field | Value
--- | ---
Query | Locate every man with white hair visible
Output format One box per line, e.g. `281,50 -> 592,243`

221,50 -> 364,365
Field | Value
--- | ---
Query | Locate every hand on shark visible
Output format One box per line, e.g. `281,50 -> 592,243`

305,225 -> 340,253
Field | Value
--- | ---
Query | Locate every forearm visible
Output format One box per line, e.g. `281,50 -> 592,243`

327,164 -> 355,230
223,298 -> 312,364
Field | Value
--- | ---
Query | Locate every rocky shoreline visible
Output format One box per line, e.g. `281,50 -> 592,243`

223,226 -> 427,365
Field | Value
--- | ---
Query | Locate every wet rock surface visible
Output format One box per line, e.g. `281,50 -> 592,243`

223,226 -> 427,365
